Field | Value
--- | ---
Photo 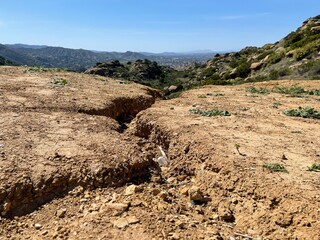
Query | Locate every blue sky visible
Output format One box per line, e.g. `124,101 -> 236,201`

0,0 -> 319,52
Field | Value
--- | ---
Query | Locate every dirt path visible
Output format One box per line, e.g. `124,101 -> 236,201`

0,67 -> 319,239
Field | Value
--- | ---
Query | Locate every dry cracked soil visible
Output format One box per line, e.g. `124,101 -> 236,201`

0,66 -> 319,240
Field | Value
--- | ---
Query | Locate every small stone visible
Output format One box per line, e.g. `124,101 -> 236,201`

112,216 -> 139,228
89,203 -> 100,212
231,198 -> 238,204
41,230 -> 48,236
112,219 -> 129,229
34,223 -> 42,230
179,186 -> 190,196
151,188 -> 161,196
125,185 -> 142,196
56,208 -> 67,218
175,220 -> 186,229
101,203 -> 129,216
172,233 -> 180,239
126,216 -> 140,224
167,177 -> 176,183
158,191 -> 168,200
188,186 -> 203,201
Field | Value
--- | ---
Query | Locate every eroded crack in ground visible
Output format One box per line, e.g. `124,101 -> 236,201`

0,89 -> 169,218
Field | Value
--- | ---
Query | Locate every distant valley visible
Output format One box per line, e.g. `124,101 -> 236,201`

0,43 -> 215,71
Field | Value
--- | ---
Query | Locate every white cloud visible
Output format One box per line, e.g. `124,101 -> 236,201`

219,12 -> 271,21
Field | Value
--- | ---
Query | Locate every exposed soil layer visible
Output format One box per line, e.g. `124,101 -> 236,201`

0,67 -> 319,240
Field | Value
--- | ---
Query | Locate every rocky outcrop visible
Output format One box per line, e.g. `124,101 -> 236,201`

250,62 -> 263,71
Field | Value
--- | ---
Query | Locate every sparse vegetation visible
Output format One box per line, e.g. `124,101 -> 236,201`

50,78 -> 68,86
307,163 -> 320,172
189,108 -> 231,117
272,102 -> 282,108
246,87 -> 270,94
272,85 -> 306,97
206,93 -> 224,97
25,66 -> 64,73
284,107 -> 320,119
263,163 -> 288,173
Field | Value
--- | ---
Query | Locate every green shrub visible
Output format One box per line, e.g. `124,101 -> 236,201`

284,106 -> 320,119
263,163 -> 288,173
267,51 -> 285,65
272,85 -> 306,97
189,108 -> 231,117
203,67 -> 217,77
307,163 -> 320,172
284,31 -> 304,48
51,78 -> 68,86
246,87 -> 270,94
235,61 -> 251,78
294,39 -> 320,60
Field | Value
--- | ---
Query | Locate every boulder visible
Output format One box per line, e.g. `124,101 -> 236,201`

286,50 -> 295,58
250,62 -> 263,71
311,26 -> 320,33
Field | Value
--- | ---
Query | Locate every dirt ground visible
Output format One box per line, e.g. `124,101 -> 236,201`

0,66 -> 319,240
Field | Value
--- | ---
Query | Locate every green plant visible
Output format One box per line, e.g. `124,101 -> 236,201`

272,85 -> 306,97
198,94 -> 207,98
206,93 -> 224,97
267,51 -> 285,65
235,144 -> 246,156
51,78 -> 68,86
291,130 -> 303,134
25,66 -> 64,73
263,163 -> 288,173
307,163 -> 320,172
308,89 -> 320,96
284,106 -> 320,119
189,108 -> 231,117
246,87 -> 270,94
272,102 -> 282,108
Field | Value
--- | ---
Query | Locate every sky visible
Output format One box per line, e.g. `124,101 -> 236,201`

0,0 -> 319,53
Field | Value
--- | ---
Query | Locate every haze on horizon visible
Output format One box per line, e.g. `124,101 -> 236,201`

0,0 -> 319,53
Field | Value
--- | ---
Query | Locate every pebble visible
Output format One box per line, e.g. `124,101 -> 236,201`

56,208 -> 67,218
126,216 -> 140,224
179,186 -> 190,196
151,188 -> 161,196
112,216 -> 140,228
101,202 -> 129,216
34,223 -> 42,230
188,186 -> 203,201
125,185 -> 142,196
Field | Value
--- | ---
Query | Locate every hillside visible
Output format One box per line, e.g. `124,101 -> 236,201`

0,55 -> 15,66
84,16 -> 320,94
0,66 -> 319,239
190,15 -> 320,85
0,44 -> 212,71
85,59 -> 186,91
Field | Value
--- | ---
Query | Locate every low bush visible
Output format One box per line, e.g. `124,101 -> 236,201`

263,163 -> 288,173
246,87 -> 270,94
189,108 -> 231,117
284,106 -> 320,119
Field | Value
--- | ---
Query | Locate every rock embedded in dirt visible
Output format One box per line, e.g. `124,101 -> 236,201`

188,186 -> 205,201
126,216 -> 140,224
56,208 -> 67,218
112,216 -> 140,229
34,223 -> 42,230
101,202 -> 129,216
125,185 -> 143,196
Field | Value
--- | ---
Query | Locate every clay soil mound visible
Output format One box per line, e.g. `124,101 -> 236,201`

0,67 -> 319,239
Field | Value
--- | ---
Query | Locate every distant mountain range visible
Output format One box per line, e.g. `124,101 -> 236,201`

0,44 -> 215,71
